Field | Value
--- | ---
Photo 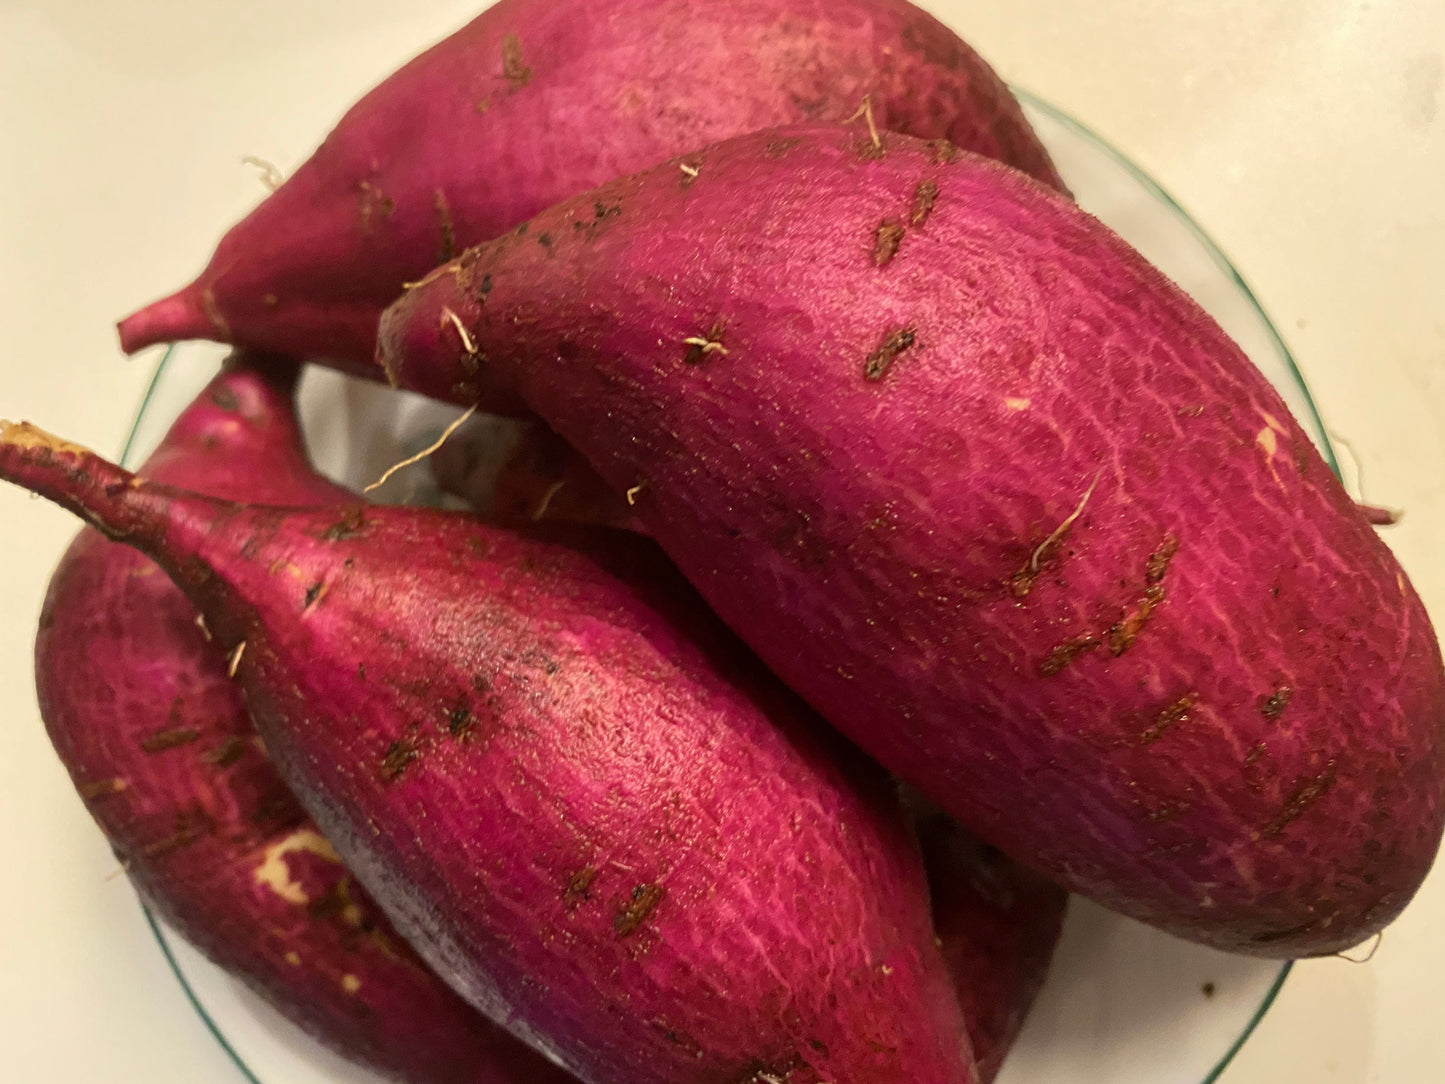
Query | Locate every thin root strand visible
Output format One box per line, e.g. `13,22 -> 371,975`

1334,931 -> 1384,964
531,479 -> 566,521
441,307 -> 479,355
1031,470 -> 1102,572
847,94 -> 881,149
364,406 -> 479,494
241,155 -> 284,191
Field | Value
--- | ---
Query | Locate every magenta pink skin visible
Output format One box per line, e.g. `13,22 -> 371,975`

33,361 -> 570,1084
116,0 -> 1063,371
918,815 -> 1067,1083
431,414 -> 640,530
376,124 -> 1445,957
4,438 -> 979,1084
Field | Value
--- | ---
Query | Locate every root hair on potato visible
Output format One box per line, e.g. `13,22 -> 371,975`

241,155 -> 285,191
531,479 -> 567,521
364,405 -> 478,494
441,306 -> 479,355
1334,931 -> 1384,964
847,94 -> 882,150
1030,470 -> 1102,573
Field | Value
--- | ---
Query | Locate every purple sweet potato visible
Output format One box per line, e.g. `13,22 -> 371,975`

116,0 -> 1063,371
375,124 -> 1445,957
34,358 -> 569,1084
3,425 -> 978,1084
432,413 -> 637,529
918,814 -> 1067,1083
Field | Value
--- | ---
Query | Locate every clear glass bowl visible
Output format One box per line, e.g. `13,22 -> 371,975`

117,90 -> 1329,1084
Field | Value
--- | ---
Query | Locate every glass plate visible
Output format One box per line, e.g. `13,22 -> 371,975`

116,91 -> 1328,1084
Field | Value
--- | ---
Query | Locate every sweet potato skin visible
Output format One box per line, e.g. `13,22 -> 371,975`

919,814 -> 1067,1083
116,0 -> 1062,369
33,360 -> 571,1084
377,124 -> 1445,957
6,433 -> 978,1084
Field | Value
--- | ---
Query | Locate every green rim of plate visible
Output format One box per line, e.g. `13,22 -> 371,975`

121,89 -> 1321,1084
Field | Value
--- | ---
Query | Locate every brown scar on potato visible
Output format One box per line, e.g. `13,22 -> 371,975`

1136,692 -> 1199,745
1260,760 -> 1338,839
142,808 -> 215,857
926,138 -> 959,164
1260,686 -> 1294,719
873,219 -> 906,266
1109,535 -> 1180,654
78,777 -> 127,800
205,736 -> 249,767
910,179 -> 939,226
1039,633 -> 1102,676
863,326 -> 917,381
380,738 -> 419,781
563,866 -> 598,907
764,136 -> 802,158
140,727 -> 203,754
502,33 -> 532,88
613,883 -> 664,936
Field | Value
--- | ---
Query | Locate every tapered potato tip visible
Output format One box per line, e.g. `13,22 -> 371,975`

117,284 -> 211,354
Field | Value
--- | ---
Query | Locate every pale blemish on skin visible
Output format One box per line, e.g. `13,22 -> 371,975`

284,951 -> 302,967
1005,396 -> 1031,411
1256,427 -> 1279,458
254,828 -> 343,905
341,974 -> 362,995
1260,412 -> 1288,435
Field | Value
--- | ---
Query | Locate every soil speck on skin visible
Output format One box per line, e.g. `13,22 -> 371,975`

563,866 -> 598,907
614,883 -> 664,936
1260,686 -> 1294,719
863,326 -> 916,381
873,219 -> 906,266
322,506 -> 367,541
448,704 -> 475,739
502,33 -> 532,88
926,138 -> 959,164
357,180 -> 395,232
209,387 -> 240,412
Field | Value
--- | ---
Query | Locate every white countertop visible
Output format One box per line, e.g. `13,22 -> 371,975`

1,1 -> 1441,1080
